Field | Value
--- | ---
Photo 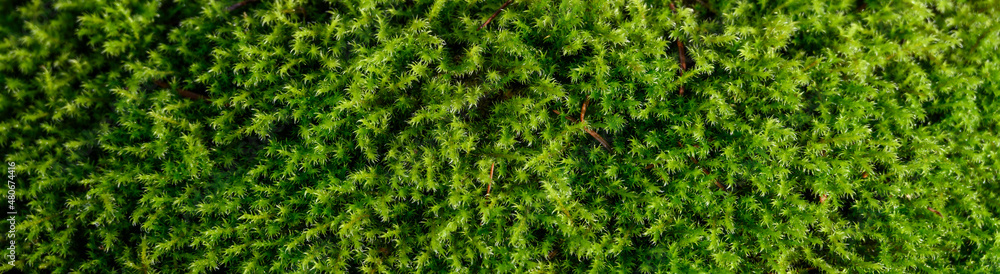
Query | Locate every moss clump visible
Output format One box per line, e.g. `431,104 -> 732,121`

2,0 -> 999,272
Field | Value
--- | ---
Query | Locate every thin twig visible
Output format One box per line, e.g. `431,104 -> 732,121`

478,0 -> 515,31
703,168 -> 725,190
927,207 -> 942,217
553,104 -> 612,152
552,110 -> 578,123
585,128 -> 612,152
578,96 -> 611,152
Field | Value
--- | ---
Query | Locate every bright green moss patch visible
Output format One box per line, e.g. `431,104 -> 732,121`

2,0 -> 1000,272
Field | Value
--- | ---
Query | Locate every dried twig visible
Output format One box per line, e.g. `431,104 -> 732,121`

713,181 -> 726,190
578,96 -> 612,152
552,99 -> 612,152
702,168 -> 725,190
478,0 -> 515,31
584,128 -> 612,152
927,207 -> 942,217
552,110 -> 578,123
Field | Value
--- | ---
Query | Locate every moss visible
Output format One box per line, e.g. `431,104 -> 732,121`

2,0 -> 999,272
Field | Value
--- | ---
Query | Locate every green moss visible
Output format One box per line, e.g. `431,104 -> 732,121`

2,0 -> 999,272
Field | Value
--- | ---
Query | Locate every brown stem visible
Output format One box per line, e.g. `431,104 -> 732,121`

553,108 -> 611,152
585,128 -> 612,152
702,168 -> 725,190
819,194 -> 829,204
580,96 -> 611,152
927,207 -> 942,217
487,163 -> 495,198
478,0 -> 515,31
713,180 -> 726,190
552,110 -> 579,123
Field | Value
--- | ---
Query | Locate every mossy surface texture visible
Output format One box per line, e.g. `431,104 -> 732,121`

2,0 -> 1000,272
